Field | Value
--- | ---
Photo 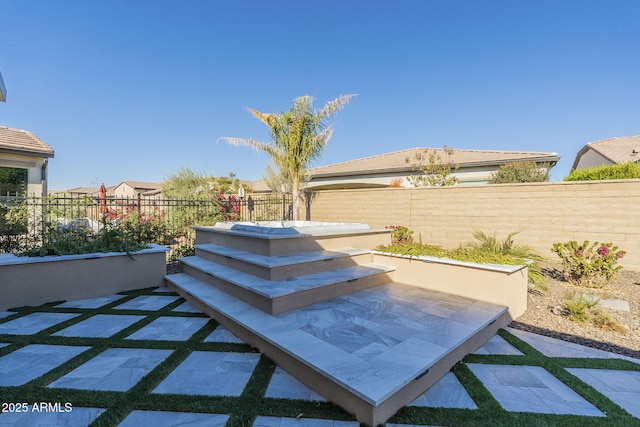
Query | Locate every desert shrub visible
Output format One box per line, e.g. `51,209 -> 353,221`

464,231 -> 547,292
563,293 -> 627,333
552,240 -> 625,287
564,293 -> 599,323
564,161 -> 640,181
169,243 -> 195,262
489,161 -> 550,184
386,225 -> 414,244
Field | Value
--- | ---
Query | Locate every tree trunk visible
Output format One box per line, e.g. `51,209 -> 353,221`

291,178 -> 300,221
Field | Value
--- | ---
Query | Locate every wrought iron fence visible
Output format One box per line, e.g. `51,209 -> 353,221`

0,193 -> 293,270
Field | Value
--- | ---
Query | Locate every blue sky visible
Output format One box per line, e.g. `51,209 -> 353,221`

1,0 -> 639,190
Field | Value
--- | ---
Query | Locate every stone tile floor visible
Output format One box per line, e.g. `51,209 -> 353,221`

0,287 -> 638,426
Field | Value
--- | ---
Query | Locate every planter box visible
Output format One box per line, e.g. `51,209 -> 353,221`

372,251 -> 528,319
0,244 -> 168,311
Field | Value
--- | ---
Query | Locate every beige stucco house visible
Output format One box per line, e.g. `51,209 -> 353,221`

0,126 -> 55,197
253,147 -> 559,192
112,180 -> 163,198
572,135 -> 640,170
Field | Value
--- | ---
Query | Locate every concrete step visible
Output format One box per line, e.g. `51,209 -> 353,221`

179,256 -> 395,315
193,225 -> 390,257
195,243 -> 372,280
165,273 -> 510,427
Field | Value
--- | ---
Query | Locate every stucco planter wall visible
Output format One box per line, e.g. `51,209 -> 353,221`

372,251 -> 528,319
0,244 -> 168,311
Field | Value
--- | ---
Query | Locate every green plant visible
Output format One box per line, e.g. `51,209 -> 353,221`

169,243 -> 195,262
564,293 -> 599,323
563,293 -> 628,333
405,146 -> 459,187
466,231 -> 548,293
564,161 -> 640,181
221,94 -> 356,220
489,161 -> 550,184
551,240 -> 625,287
386,225 -> 414,244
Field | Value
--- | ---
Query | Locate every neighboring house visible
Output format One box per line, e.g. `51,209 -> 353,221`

571,135 -> 640,171
253,147 -> 559,192
0,126 -> 55,197
112,180 -> 163,198
51,186 -> 116,198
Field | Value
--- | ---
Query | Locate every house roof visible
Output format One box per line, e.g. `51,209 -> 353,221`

308,147 -> 559,178
116,180 -> 163,191
572,135 -> 640,169
0,126 -> 55,158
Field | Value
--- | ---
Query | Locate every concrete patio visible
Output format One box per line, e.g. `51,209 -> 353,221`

0,287 -> 638,426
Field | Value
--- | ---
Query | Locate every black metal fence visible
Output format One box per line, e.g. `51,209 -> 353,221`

0,193 -> 293,269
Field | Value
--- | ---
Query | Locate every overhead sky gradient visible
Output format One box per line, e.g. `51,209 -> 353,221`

1,0 -> 639,190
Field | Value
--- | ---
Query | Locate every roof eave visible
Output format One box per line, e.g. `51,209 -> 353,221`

310,155 -> 560,179
0,147 -> 55,158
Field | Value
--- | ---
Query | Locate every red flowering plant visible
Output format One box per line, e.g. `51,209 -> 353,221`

551,240 -> 625,287
103,202 -> 168,245
386,225 -> 414,244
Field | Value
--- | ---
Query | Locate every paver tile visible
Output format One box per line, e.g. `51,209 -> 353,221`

0,406 -> 104,426
172,301 -> 201,313
253,416 -> 359,426
204,326 -> 245,343
474,334 -> 523,355
118,410 -> 229,426
567,368 -> 640,418
0,312 -> 80,335
468,364 -> 604,416
265,367 -> 326,401
0,344 -> 90,386
113,295 -> 179,311
126,316 -> 208,341
48,348 -> 172,391
409,372 -> 477,409
54,314 -> 145,338
153,351 -> 259,396
56,295 -> 125,309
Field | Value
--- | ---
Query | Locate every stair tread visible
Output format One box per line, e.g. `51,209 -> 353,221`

197,243 -> 370,268
181,256 -> 394,299
166,272 -> 508,406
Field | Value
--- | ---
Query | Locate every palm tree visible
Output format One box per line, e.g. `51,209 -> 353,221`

220,94 -> 356,220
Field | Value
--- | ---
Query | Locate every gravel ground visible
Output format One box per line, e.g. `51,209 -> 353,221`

511,261 -> 640,360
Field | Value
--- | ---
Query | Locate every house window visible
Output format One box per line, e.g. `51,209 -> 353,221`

0,167 -> 28,197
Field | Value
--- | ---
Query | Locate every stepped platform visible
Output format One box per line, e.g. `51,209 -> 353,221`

195,243 -> 372,280
166,221 -> 511,425
167,274 -> 509,426
180,255 -> 395,315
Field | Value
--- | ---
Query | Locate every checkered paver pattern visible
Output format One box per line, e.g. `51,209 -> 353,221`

0,287 -> 638,426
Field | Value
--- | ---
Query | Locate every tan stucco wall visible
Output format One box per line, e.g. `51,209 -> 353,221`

575,149 -> 613,170
304,179 -> 640,270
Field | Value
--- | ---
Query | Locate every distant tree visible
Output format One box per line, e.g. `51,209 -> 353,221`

489,161 -> 550,184
406,146 -> 459,187
220,94 -> 356,220
564,162 -> 640,181
262,163 -> 295,194
162,167 -> 247,199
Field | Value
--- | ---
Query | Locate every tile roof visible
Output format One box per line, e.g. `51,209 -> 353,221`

309,147 -> 559,177
582,135 -> 640,164
0,126 -> 54,157
119,181 -> 163,190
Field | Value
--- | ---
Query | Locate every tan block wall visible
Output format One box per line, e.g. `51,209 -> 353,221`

304,179 -> 640,270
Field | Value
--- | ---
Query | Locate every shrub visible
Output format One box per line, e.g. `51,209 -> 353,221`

564,161 -> 640,181
489,161 -> 550,184
465,231 -> 548,292
563,293 -> 628,333
564,293 -> 599,323
386,225 -> 414,244
551,240 -> 625,287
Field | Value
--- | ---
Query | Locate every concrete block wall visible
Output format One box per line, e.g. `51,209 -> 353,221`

303,179 -> 640,270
